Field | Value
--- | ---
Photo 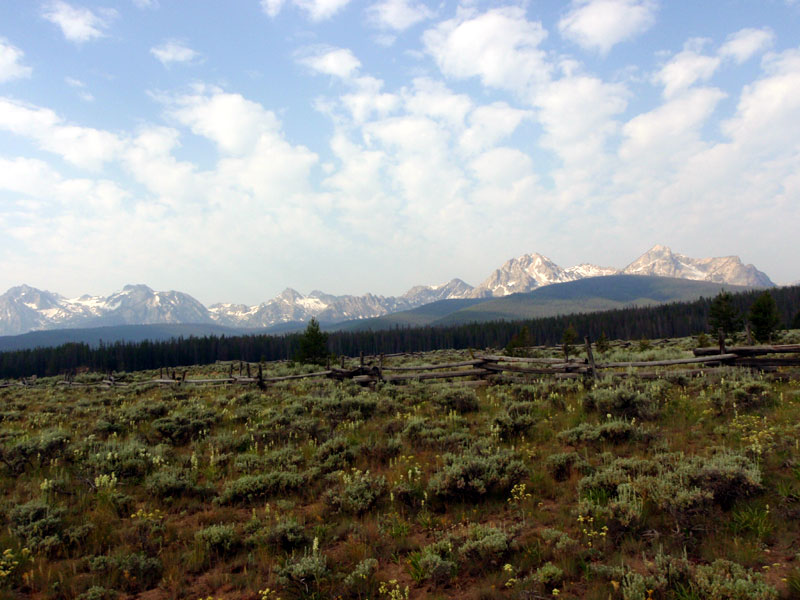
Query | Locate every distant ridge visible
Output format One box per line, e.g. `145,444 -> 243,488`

335,275 -> 756,331
0,246 -> 775,336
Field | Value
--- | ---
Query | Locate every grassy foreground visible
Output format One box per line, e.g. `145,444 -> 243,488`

0,337 -> 799,599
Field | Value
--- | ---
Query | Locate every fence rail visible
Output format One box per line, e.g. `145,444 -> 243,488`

2,341 -> 799,390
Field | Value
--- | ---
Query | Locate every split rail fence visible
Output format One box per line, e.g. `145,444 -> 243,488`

4,341 -> 799,390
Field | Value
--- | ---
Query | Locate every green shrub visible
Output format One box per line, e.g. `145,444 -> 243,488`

217,470 -> 307,504
583,386 -> 660,420
195,524 -> 241,557
455,524 -> 512,571
276,545 -> 329,599
545,451 -> 590,481
344,558 -> 378,597
262,517 -> 308,550
151,405 -> 217,444
558,420 -> 645,445
87,552 -> 162,593
313,436 -> 357,473
324,469 -> 387,514
0,429 -> 70,474
433,388 -> 479,414
709,380 -> 775,414
9,500 -> 66,555
146,468 -> 211,499
407,540 -> 456,585
428,446 -> 526,500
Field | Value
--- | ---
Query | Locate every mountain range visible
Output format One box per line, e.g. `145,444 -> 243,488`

0,245 -> 775,336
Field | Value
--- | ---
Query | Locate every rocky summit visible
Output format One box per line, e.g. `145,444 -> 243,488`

0,246 -> 774,335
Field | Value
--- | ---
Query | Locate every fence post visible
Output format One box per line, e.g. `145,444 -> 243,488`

718,329 -> 726,354
584,336 -> 597,383
340,355 -> 345,369
745,323 -> 754,345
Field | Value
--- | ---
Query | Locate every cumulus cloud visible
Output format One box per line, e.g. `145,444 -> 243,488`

423,6 -> 550,95
41,1 -> 115,44
0,97 -> 123,169
151,40 -> 200,66
297,46 -> 361,79
654,46 -> 720,98
719,27 -> 774,64
0,39 -> 32,82
367,0 -> 433,31
558,0 -> 657,54
261,0 -> 352,21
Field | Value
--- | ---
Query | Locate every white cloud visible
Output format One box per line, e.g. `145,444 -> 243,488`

341,76 -> 400,122
0,97 -> 123,169
298,46 -> 361,79
469,147 -> 533,185
64,76 -> 94,101
41,1 -> 114,44
403,78 -> 472,130
367,0 -> 433,31
459,102 -> 530,155
558,0 -> 657,54
423,6 -> 550,95
719,28 -> 774,64
619,87 -> 726,174
132,0 -> 158,8
534,75 -> 628,164
0,39 -> 32,83
721,49 -> 800,153
260,0 -> 285,17
261,0 -> 352,21
151,40 -> 200,66
654,47 -> 720,98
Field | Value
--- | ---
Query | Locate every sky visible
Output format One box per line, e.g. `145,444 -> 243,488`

1,0 -> 799,305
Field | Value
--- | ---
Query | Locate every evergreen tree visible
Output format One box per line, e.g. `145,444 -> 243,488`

595,331 -> 610,354
792,310 -> 800,330
708,290 -> 742,337
748,292 -> 780,343
504,326 -> 531,357
562,324 -> 577,360
295,318 -> 329,365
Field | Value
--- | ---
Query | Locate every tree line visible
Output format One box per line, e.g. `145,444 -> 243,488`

1,285 -> 798,379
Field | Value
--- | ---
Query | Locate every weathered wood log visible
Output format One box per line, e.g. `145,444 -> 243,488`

383,368 -> 491,382
597,354 -> 738,368
585,337 -> 597,382
482,363 -> 588,375
732,357 -> 800,368
381,359 -> 486,371
480,355 -> 578,364
694,344 -> 800,356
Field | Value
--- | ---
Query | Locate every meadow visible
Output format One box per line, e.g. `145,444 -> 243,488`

0,335 -> 799,599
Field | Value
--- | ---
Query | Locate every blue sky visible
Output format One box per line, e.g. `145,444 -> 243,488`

1,0 -> 799,304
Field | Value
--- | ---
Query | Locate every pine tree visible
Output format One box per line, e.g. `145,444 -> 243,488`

562,324 -> 577,360
748,292 -> 780,343
295,318 -> 329,365
595,331 -> 610,354
708,290 -> 742,338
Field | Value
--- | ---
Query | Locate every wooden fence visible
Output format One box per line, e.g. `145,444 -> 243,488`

3,341 -> 798,390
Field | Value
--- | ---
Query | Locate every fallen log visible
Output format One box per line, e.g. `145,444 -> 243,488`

597,354 -> 738,368
382,368 -> 491,383
381,359 -> 486,371
482,363 -> 589,375
480,355 -> 582,364
694,344 -> 800,357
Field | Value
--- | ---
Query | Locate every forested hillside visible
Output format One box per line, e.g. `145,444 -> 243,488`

1,286 -> 798,379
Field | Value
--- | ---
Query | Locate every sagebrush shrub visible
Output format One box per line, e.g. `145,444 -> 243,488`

324,469 -> 387,514
428,445 -> 526,500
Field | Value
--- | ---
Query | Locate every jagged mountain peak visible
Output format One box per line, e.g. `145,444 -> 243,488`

0,247 -> 778,336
